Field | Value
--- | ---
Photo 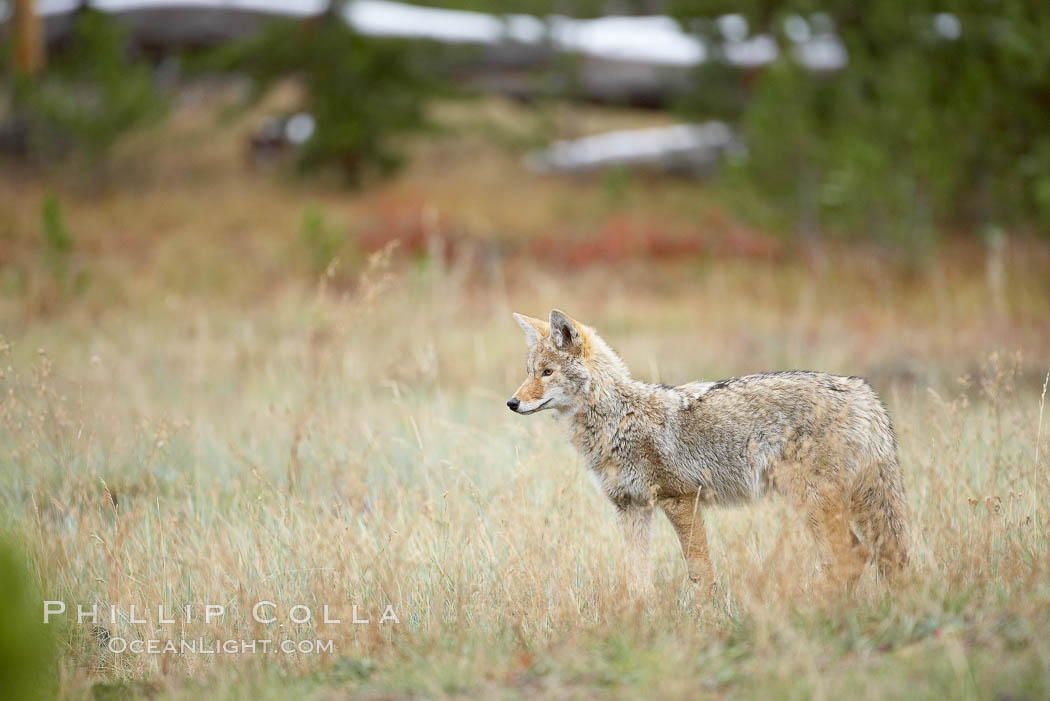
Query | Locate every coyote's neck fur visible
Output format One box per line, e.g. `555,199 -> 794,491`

568,355 -> 646,451
563,341 -> 691,506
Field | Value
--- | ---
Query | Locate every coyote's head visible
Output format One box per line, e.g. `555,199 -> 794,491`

507,310 -> 627,415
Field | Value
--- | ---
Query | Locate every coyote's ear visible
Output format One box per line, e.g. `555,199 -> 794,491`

513,313 -> 549,349
549,309 -> 583,355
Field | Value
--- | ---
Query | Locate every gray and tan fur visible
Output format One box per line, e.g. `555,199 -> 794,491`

507,310 -> 909,592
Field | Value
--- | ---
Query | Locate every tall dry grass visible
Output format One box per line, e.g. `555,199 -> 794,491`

1,245 -> 1049,699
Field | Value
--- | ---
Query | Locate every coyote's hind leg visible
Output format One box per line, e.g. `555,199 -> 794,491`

804,491 -> 866,590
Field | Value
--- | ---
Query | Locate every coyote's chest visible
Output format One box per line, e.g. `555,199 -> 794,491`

584,451 -> 654,508
568,411 -> 665,507
567,401 -> 772,507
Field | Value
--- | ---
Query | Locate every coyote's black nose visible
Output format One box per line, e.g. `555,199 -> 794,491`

506,398 -> 520,412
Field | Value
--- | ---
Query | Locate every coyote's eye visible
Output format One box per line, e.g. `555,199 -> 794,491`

542,368 -> 554,377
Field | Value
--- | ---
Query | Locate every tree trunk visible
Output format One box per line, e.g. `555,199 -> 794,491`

13,0 -> 45,76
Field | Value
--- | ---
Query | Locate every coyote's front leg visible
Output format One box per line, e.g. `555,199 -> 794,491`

660,493 -> 714,588
615,503 -> 653,594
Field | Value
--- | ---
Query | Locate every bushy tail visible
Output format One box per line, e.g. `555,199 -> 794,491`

850,459 -> 909,576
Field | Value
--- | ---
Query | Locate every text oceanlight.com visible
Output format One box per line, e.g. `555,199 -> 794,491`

107,638 -> 336,655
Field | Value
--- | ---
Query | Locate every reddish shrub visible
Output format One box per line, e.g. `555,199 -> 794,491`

358,193 -> 458,262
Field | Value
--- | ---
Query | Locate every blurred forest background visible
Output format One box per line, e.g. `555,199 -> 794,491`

2,1 -> 1050,699
3,0 -> 1049,255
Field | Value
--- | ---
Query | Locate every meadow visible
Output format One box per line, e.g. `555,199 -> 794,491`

1,95 -> 1050,699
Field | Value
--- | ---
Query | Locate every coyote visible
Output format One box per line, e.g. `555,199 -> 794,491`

507,310 -> 908,592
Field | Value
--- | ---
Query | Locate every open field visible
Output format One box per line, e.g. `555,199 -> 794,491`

2,95 -> 1050,699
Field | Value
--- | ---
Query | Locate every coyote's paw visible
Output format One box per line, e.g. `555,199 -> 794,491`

686,564 -> 713,587
687,570 -> 718,607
